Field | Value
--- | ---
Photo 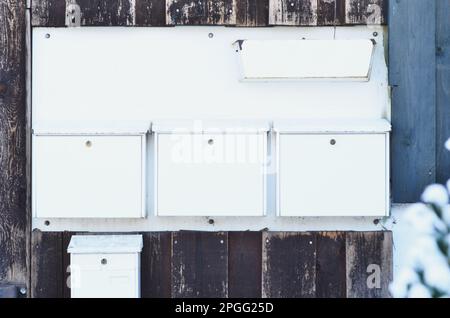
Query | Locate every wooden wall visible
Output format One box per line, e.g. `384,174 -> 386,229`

31,230 -> 393,298
389,0 -> 450,202
31,0 -> 387,27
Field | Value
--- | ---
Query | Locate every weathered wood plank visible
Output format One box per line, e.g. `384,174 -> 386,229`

31,230 -> 63,298
135,0 -> 167,26
262,232 -> 316,298
141,232 -> 172,298
0,0 -> 28,293
31,0 -> 167,26
317,0 -> 337,26
346,231 -> 392,298
62,232 -> 74,298
228,232 -> 262,298
166,0 -> 236,25
269,0 -> 318,26
389,0 -> 437,202
236,0 -> 269,26
345,0 -> 387,25
436,0 -> 450,185
315,232 -> 346,298
172,231 -> 228,298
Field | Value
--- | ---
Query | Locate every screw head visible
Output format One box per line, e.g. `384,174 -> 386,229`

208,33 -> 214,38
19,287 -> 27,295
85,140 -> 92,148
373,32 -> 378,37
44,220 -> 50,226
330,139 -> 336,146
208,219 -> 214,225
45,33 -> 50,39
101,258 -> 107,265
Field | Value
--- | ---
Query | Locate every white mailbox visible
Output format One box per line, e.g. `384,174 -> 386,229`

32,122 -> 150,218
275,119 -> 391,217
153,120 -> 269,216
68,235 -> 143,298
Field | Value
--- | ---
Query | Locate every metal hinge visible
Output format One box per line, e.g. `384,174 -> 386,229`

66,0 -> 81,27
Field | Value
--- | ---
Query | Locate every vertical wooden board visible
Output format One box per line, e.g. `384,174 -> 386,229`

315,232 -> 346,298
436,0 -> 450,185
235,0 -> 269,26
166,0 -> 236,25
389,0 -> 437,202
0,0 -> 28,291
262,232 -> 316,298
141,232 -> 172,298
346,232 -> 393,298
73,0 -> 135,26
345,0 -> 387,25
31,230 -> 63,298
135,0 -> 167,26
269,0 -> 318,26
62,232 -> 75,298
228,232 -> 262,298
317,0 -> 337,26
172,231 -> 228,298
31,0 -> 66,26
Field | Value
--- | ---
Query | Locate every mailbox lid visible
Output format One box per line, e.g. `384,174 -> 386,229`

273,118 -> 391,134
152,119 -> 271,134
68,235 -> 143,254
33,120 -> 151,135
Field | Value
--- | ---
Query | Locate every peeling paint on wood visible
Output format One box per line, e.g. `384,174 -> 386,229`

166,0 -> 236,25
0,0 -> 28,291
171,231 -> 228,298
317,0 -> 338,25
346,231 -> 392,298
135,0 -> 167,26
269,0 -> 318,26
262,232 -> 316,298
235,0 -> 269,27
345,0 -> 387,25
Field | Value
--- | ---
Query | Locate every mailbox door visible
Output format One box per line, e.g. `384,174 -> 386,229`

33,135 -> 145,218
156,133 -> 266,216
278,133 -> 388,216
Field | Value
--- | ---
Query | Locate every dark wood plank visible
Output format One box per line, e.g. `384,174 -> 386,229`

31,0 -> 166,26
315,232 -> 346,298
262,232 -> 316,298
436,0 -> 450,185
345,0 -> 387,25
166,0 -> 236,25
172,231 -> 228,298
31,0 -> 66,27
346,231 -> 392,298
0,0 -> 28,294
389,0 -> 437,202
317,0 -> 337,26
31,230 -> 63,298
269,0 -> 318,26
141,232 -> 172,298
135,0 -> 167,26
228,232 -> 262,298
236,0 -> 269,26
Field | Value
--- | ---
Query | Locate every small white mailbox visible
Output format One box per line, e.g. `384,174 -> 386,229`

153,120 -> 269,216
68,235 -> 143,298
275,119 -> 391,217
32,122 -> 150,218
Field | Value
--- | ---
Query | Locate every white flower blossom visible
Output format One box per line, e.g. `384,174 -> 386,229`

422,184 -> 449,206
406,203 -> 446,234
389,268 -> 419,298
408,283 -> 432,298
445,138 -> 450,151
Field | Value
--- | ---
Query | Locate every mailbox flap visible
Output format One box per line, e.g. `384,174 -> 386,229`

68,235 -> 143,254
273,119 -> 391,134
235,39 -> 375,81
152,119 -> 271,134
33,120 -> 151,135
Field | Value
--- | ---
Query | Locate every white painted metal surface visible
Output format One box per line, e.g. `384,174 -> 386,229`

235,39 -> 374,81
69,235 -> 142,298
154,121 -> 268,216
33,134 -> 146,218
275,120 -> 390,216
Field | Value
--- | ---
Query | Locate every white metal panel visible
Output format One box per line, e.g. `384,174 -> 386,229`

235,39 -> 374,81
156,132 -> 267,216
70,254 -> 140,298
67,235 -> 143,254
33,135 -> 145,218
273,118 -> 391,133
278,133 -> 388,216
32,27 -> 389,122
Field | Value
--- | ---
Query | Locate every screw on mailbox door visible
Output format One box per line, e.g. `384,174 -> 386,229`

85,140 -> 92,148
101,258 -> 107,265
330,139 -> 336,146
208,139 -> 214,145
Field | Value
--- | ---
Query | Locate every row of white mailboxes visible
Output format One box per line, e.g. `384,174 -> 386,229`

32,119 -> 391,218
